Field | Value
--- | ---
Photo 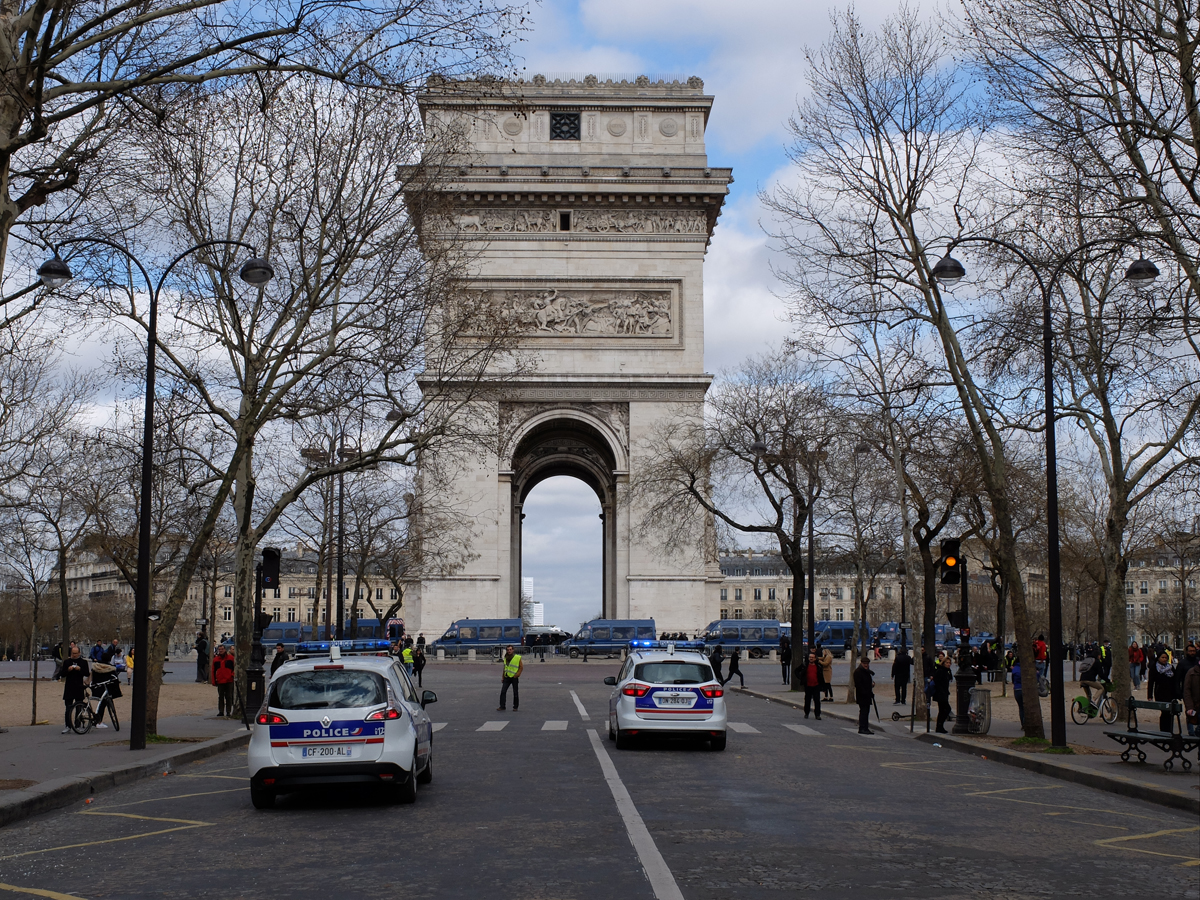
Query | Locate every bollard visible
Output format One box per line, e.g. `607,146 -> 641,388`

468,648 -> 476,661
769,649 -> 777,662
437,648 -> 445,661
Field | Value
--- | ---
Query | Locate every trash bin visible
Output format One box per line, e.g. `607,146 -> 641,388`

968,686 -> 992,734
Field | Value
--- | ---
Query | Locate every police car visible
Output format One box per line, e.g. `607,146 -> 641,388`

603,640 -> 728,751
248,640 -> 436,809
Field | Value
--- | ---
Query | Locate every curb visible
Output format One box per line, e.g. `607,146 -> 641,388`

915,732 -> 1199,815
0,729 -> 251,829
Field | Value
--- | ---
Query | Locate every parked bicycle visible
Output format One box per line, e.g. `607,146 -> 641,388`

70,663 -> 122,734
1070,680 -> 1117,725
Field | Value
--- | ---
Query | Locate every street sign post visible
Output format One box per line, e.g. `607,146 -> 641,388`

195,618 -> 207,625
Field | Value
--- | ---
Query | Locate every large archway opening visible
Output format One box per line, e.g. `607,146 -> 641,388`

520,476 -> 603,633
509,416 -> 619,620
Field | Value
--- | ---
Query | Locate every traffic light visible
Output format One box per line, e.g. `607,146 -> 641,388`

262,547 -> 281,590
946,608 -> 968,629
940,538 -> 961,585
255,611 -> 274,633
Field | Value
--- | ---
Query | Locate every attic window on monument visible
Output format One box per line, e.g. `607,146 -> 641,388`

559,211 -> 571,231
550,112 -> 581,140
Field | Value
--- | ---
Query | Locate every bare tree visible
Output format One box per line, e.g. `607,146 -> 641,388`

635,353 -> 839,690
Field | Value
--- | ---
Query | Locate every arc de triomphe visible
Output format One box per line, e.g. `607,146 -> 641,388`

408,75 -> 730,636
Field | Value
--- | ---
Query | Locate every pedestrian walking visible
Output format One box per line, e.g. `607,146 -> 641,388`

1012,659 -> 1026,727
194,631 -> 209,683
58,645 -> 90,734
891,646 -> 912,705
853,656 -> 875,735
709,644 -> 725,685
269,643 -> 289,676
799,651 -> 825,719
723,647 -> 744,688
932,656 -> 953,733
1177,643 -> 1198,697
497,644 -> 522,711
1034,634 -> 1048,679
51,641 -> 63,680
1147,650 -> 1178,732
416,633 -> 426,650
1182,655 -> 1200,738
402,643 -> 415,675
818,645 -> 834,700
1128,641 -> 1145,689
124,648 -> 134,685
779,636 -> 792,685
413,646 -> 427,687
211,644 -> 236,717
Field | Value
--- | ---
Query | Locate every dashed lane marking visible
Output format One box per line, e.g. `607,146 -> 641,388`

432,723 -> 447,732
782,723 -> 825,737
542,720 -> 569,731
570,691 -> 591,721
0,882 -> 92,900
727,722 -> 760,734
587,729 -> 684,900
477,721 -> 509,732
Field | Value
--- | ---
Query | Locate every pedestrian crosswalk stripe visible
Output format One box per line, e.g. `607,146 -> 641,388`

727,722 -> 759,734
477,721 -> 509,732
842,727 -> 885,739
782,723 -> 824,737
542,720 -> 568,731
432,723 -> 447,732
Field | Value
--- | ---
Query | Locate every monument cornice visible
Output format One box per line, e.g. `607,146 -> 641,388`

418,373 -> 713,403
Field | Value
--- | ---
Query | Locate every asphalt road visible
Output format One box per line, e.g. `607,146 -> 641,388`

1,661 -> 1197,899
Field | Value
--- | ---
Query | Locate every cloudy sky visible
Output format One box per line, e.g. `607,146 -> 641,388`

516,0 -> 895,632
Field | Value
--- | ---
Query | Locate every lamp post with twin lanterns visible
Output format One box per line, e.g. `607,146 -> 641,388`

930,238 -> 1158,747
38,240 -> 274,750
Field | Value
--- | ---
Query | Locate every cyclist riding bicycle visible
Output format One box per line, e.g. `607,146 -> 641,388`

1078,645 -> 1105,707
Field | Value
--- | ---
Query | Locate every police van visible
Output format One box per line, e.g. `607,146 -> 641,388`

701,619 -> 784,658
431,618 -> 524,657
814,620 -> 873,658
248,639 -> 436,809
561,619 -> 656,658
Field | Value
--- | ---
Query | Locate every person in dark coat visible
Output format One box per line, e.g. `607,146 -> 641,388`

779,636 -> 792,685
853,656 -> 875,735
932,656 -> 954,734
709,645 -> 725,684
891,647 -> 912,705
413,646 -> 427,687
798,650 -> 825,719
1147,650 -> 1179,733
269,643 -> 289,676
723,647 -> 744,687
58,645 -> 90,734
194,631 -> 210,684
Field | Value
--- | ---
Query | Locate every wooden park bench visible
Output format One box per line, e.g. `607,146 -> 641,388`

1104,698 -> 1198,772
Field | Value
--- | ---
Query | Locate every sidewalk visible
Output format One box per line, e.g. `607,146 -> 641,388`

734,681 -> 1199,814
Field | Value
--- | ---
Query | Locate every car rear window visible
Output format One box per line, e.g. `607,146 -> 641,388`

270,670 -> 387,710
634,662 -> 713,685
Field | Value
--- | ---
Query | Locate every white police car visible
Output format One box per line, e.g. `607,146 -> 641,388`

604,640 -> 728,751
248,640 -> 436,809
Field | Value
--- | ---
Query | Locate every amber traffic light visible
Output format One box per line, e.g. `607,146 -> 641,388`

940,539 -> 961,585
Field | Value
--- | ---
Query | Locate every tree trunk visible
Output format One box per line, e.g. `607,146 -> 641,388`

231,442 -> 257,719
28,612 -> 38,727
58,546 -> 71,656
1102,497 -> 1132,707
992,500 -> 1043,737
787,551 -> 805,693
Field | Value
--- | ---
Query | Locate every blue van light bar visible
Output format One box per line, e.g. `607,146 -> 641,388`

295,639 -> 392,655
628,640 -> 706,651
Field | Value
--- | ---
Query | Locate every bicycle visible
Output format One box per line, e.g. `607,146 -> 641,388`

70,672 -> 121,734
1070,680 -> 1116,725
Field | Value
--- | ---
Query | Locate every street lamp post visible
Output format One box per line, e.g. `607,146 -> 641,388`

40,240 -> 273,751
931,239 -> 1158,747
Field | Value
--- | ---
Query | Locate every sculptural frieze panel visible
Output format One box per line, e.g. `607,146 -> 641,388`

431,208 -> 707,236
468,286 -> 673,337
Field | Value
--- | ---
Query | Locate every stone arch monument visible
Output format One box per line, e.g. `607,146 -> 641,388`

407,75 -> 731,635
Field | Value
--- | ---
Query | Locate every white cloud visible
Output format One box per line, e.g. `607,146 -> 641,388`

520,476 -> 603,631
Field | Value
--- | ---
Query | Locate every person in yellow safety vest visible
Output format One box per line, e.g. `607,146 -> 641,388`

402,644 -> 415,675
498,645 -> 523,711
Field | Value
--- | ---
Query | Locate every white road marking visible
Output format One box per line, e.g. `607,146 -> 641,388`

477,721 -> 509,732
782,723 -> 824,737
570,690 -> 591,721
432,723 -> 447,732
586,729 -> 685,900
727,722 -> 760,734
542,720 -> 569,731
842,727 -> 885,739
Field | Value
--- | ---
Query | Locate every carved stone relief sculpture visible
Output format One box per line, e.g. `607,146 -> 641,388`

433,208 -> 706,235
467,287 -> 673,337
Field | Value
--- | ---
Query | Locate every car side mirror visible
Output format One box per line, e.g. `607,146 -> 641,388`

421,690 -> 437,708
603,676 -> 617,686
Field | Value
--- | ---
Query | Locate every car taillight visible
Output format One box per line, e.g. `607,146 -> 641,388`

621,682 -> 650,697
700,686 -> 723,699
256,712 -> 288,725
364,706 -> 403,721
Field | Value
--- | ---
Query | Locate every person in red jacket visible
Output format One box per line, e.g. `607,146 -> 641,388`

1128,640 -> 1146,689
1034,635 -> 1048,679
211,643 -> 237,717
